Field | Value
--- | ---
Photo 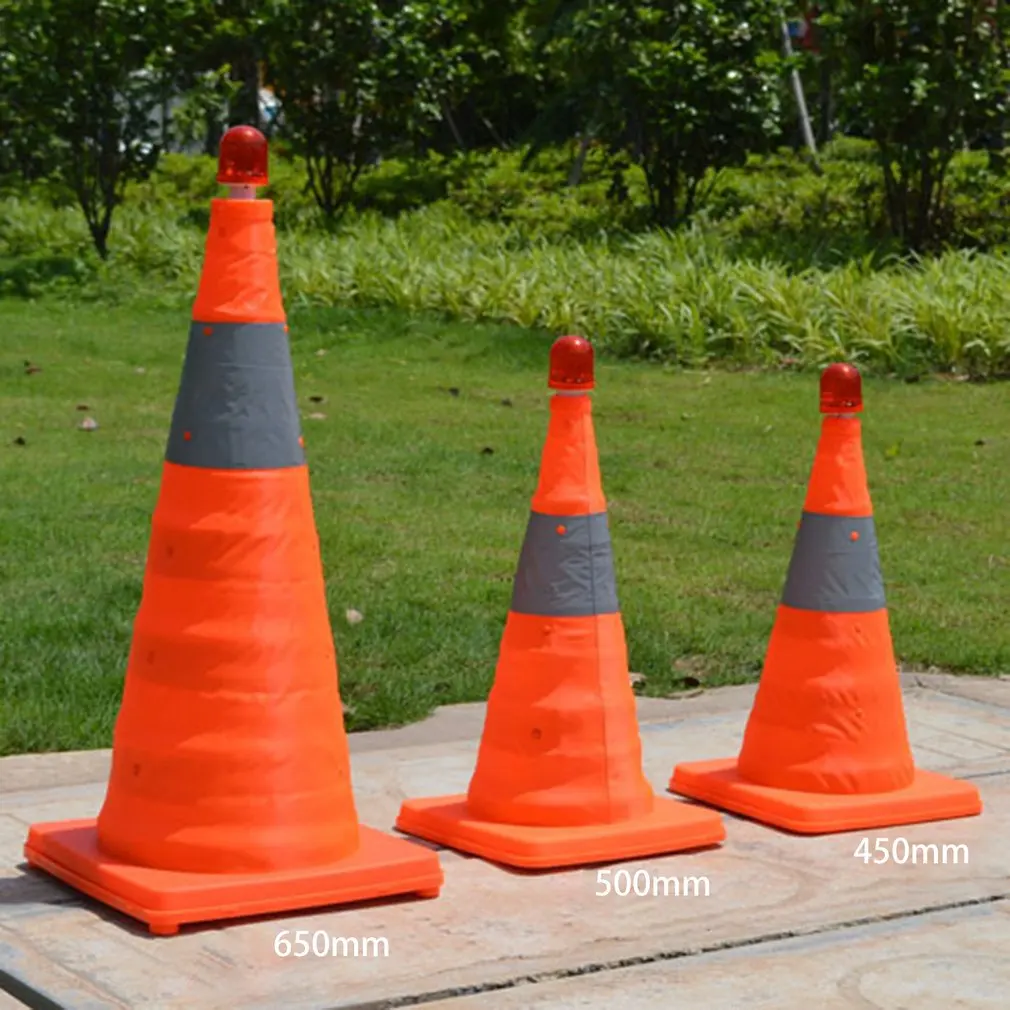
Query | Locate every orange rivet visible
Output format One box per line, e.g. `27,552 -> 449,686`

183,431 -> 192,441
284,324 -> 289,333
850,531 -> 860,541
203,326 -> 213,336
556,525 -> 566,535
298,435 -> 304,447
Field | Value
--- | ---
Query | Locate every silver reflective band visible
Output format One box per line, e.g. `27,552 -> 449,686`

510,511 -> 619,617
165,321 -> 305,470
781,512 -> 886,613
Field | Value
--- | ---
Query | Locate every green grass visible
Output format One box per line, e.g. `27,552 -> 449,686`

1,297 -> 1007,755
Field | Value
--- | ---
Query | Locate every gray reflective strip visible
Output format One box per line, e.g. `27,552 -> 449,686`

781,512 -> 886,613
165,322 -> 305,470
510,512 -> 619,617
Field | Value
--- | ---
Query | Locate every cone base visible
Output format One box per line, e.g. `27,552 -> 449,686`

669,759 -> 983,835
395,794 -> 725,869
24,819 -> 443,935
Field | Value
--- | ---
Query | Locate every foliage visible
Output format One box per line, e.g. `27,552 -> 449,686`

185,1 -> 271,136
261,0 -> 470,219
4,144 -> 1010,379
817,0 -> 1010,250
531,0 -> 786,226
419,0 -> 548,152
0,0 -> 209,259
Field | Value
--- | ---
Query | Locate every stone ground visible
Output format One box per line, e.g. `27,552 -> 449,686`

1,673 -> 1008,1009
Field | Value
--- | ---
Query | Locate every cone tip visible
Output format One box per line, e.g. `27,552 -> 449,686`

549,335 -> 594,391
820,362 -> 863,413
217,126 -> 269,187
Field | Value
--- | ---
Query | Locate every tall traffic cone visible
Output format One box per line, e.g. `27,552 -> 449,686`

23,127 -> 442,934
670,364 -> 983,834
395,336 -> 726,868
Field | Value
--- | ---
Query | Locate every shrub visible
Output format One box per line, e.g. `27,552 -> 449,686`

819,0 -> 1010,251
3,190 -> 1009,378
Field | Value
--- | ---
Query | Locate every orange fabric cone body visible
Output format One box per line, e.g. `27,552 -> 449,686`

24,130 -> 441,933
670,366 -> 982,834
396,338 -> 725,868
95,464 -> 361,875
464,397 -> 655,828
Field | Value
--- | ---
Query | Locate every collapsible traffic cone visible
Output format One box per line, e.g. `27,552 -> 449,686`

396,336 -> 726,868
670,364 -> 983,834
23,127 -> 442,934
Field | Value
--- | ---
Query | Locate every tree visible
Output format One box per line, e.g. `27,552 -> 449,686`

1,0 -> 200,258
425,0 -> 548,152
184,1 -> 269,151
529,1 -> 785,227
261,0 -> 469,221
819,1 -> 1010,250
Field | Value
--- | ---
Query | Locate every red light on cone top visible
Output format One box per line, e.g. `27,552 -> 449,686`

217,126 -> 269,187
820,362 -> 863,413
549,335 -> 595,391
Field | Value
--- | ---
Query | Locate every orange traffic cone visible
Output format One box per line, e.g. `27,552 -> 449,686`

23,127 -> 442,934
670,364 -> 983,834
396,336 -> 726,868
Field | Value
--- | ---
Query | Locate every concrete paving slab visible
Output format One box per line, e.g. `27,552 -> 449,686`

422,901 -> 1010,1009
907,672 -> 1010,712
0,677 -> 1007,1009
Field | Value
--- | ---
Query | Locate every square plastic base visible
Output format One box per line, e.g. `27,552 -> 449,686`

670,759 -> 983,835
395,794 -> 725,869
24,819 -> 443,935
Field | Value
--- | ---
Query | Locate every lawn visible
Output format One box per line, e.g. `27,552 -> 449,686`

1,296 -> 1007,756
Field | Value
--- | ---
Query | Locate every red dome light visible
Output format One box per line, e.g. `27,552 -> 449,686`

217,125 -> 269,187
549,335 -> 594,391
820,362 -> 863,413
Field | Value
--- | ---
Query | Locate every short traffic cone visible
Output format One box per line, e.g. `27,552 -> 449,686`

395,336 -> 726,868
670,364 -> 983,834
23,126 -> 442,934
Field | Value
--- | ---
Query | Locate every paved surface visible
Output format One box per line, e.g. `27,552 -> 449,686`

0,673 -> 1007,1010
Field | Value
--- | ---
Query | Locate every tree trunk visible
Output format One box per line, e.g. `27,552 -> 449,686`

230,47 -> 261,128
567,135 -> 592,187
817,59 -> 833,146
440,99 -> 466,151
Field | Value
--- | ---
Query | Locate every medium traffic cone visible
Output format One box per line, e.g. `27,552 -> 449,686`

395,336 -> 726,868
23,127 -> 442,934
670,363 -> 983,834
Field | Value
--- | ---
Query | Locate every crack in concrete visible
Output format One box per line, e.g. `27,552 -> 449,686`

337,894 -> 1010,1010
917,683 -> 1010,713
0,967 -> 62,1010
0,893 -> 1006,1010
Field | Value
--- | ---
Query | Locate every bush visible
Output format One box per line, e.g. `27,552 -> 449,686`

4,143 -> 1010,377
3,183 -> 1009,378
819,0 -> 1010,251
